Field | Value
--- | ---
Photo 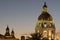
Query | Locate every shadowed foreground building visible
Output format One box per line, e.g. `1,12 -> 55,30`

0,25 -> 19,40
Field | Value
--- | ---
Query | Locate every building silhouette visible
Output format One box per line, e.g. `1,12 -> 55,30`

0,25 -> 19,40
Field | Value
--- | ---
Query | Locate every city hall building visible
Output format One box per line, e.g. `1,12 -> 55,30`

35,2 -> 56,40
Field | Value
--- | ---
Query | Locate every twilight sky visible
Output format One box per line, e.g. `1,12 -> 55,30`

0,0 -> 60,38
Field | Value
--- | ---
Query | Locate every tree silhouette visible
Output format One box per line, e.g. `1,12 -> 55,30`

30,33 -> 42,40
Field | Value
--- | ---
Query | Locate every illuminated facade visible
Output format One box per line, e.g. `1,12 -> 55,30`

35,2 -> 56,40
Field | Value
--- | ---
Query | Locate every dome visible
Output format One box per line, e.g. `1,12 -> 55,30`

38,2 -> 53,21
38,12 -> 53,21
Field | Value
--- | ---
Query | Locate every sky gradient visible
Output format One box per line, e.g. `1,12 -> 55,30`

0,0 -> 60,38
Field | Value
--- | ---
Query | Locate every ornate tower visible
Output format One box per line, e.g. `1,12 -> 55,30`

5,25 -> 10,37
35,2 -> 55,40
11,29 -> 15,38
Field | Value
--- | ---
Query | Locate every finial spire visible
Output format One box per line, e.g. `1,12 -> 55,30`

43,1 -> 47,8
44,1 -> 46,5
42,1 -> 48,12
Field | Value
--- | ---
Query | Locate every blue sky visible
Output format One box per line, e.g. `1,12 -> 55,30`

0,0 -> 60,38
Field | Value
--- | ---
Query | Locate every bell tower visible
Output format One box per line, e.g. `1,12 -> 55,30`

35,2 -> 56,40
11,29 -> 15,38
5,25 -> 10,37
